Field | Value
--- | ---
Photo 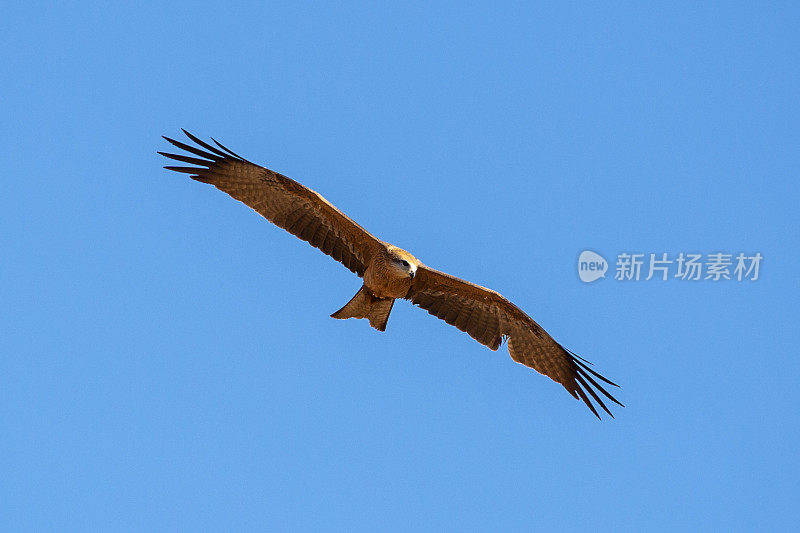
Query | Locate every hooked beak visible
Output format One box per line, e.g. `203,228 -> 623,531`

409,270 -> 415,279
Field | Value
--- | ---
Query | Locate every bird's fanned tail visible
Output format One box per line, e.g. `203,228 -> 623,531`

331,286 -> 395,332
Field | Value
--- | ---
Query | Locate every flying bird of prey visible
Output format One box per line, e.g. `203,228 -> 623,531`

159,130 -> 623,418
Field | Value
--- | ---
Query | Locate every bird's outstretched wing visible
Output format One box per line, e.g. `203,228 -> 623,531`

159,130 -> 384,276
406,266 -> 623,418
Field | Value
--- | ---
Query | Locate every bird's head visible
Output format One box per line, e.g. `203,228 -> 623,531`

387,247 -> 419,279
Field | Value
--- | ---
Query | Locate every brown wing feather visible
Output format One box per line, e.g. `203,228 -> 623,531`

406,266 -> 623,418
159,130 -> 383,276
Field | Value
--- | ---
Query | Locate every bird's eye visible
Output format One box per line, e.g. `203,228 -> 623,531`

401,260 -> 409,267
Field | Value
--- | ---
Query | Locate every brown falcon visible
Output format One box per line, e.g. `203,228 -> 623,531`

160,130 -> 623,418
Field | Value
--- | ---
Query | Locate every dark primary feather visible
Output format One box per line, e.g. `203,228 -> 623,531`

159,130 -> 384,277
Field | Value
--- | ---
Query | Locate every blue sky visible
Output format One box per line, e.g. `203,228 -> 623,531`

2,1 -> 798,531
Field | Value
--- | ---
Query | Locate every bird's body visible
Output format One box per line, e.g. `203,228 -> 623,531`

160,130 -> 623,418
363,246 -> 419,300
330,245 -> 419,331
